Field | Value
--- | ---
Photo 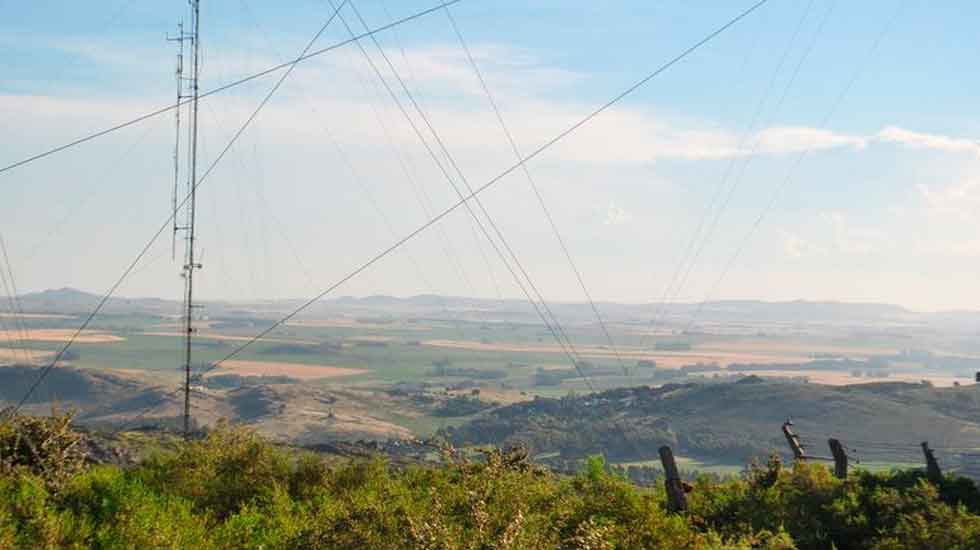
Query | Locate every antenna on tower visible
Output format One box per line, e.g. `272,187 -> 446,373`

168,0 -> 202,439
166,21 -> 186,261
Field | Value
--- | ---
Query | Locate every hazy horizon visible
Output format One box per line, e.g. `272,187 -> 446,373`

19,284 -> 980,315
4,1 -> 980,312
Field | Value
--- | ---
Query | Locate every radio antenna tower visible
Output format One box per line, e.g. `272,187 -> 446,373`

168,0 -> 202,438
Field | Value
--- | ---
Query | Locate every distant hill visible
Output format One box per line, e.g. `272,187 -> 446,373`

16,287 -> 980,330
443,379 -> 980,465
16,287 -> 177,315
17,287 -> 104,312
322,295 -> 978,328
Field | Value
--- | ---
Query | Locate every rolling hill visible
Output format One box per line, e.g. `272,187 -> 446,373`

443,377 -> 980,466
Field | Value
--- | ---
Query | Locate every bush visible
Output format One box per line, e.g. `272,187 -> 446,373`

2,415 -> 980,549
135,420 -> 292,519
688,458 -> 980,550
0,410 -> 85,490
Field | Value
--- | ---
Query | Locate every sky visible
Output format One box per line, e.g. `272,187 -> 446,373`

2,0 -> 980,312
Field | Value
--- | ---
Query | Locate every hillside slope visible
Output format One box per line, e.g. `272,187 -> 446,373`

444,378 -> 980,464
0,365 -> 413,443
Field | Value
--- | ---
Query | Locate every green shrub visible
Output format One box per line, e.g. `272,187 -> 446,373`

2,416 -> 980,549
60,466 -> 207,548
0,473 -> 78,549
135,421 -> 291,518
0,410 -> 85,491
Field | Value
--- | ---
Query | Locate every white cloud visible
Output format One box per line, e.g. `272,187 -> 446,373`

877,126 -> 980,156
753,126 -> 868,155
10,32 -> 980,172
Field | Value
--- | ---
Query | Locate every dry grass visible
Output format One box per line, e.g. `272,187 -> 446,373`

459,387 -> 531,406
538,364 -> 573,371
346,335 -> 395,343
422,339 -> 653,357
722,369 -> 975,388
208,360 -> 366,380
421,339 -> 807,367
0,312 -> 74,320
285,318 -> 423,330
0,348 -> 54,363
11,329 -> 123,344
699,339 -> 900,357
142,331 -> 317,345
150,320 -> 216,330
299,411 -> 412,439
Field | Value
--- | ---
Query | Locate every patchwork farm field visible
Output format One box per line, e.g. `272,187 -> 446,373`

5,298 -> 978,394
5,291 -> 980,474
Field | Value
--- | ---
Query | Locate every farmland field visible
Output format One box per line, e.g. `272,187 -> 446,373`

5,290 -> 980,474
209,360 -> 367,380
5,296 -> 979,395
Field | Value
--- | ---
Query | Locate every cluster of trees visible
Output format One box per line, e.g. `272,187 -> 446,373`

730,358 -> 887,373
3,414 -> 980,548
534,361 -> 629,387
257,341 -> 343,357
202,373 -> 297,390
655,341 -> 693,351
445,379 -> 980,465
851,369 -> 892,379
432,395 -> 495,417
891,349 -> 980,371
533,367 -> 580,387
445,387 -> 689,461
430,360 -> 507,380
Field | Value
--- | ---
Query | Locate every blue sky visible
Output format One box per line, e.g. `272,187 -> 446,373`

2,0 -> 980,311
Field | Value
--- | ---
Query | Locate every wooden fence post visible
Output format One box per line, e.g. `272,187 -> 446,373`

828,438 -> 848,479
921,441 -> 942,483
782,421 -> 806,460
659,445 -> 687,513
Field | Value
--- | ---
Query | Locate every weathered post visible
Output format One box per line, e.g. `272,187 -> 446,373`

659,445 -> 687,513
782,420 -> 806,460
828,438 -> 848,479
921,441 -> 942,483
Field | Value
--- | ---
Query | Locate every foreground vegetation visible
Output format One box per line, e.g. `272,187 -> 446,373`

3,413 -> 980,548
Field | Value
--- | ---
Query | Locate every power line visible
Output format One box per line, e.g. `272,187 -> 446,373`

23,124 -> 158,265
681,0 -> 905,332
632,14 -> 767,346
674,0 -> 836,332
5,0 -> 351,418
332,0 -> 590,383
0,235 -> 32,365
443,4 -> 630,380
366,0 -> 489,305
350,0 -> 583,362
0,253 -> 25,365
0,0 -> 466,177
366,2 -> 508,313
193,0 -> 772,387
640,0 -> 824,347
2,240 -> 34,365
9,0 -> 769,414
251,2 -> 478,342
243,0 -> 493,346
